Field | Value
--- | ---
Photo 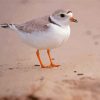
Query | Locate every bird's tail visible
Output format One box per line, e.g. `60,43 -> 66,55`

0,23 -> 16,30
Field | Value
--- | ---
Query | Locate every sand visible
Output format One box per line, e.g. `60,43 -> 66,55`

0,0 -> 100,100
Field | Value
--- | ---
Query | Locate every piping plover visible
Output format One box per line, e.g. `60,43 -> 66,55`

0,9 -> 78,68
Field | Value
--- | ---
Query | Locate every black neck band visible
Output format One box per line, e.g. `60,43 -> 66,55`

49,16 -> 61,27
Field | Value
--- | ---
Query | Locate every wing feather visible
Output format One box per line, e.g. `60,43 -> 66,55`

15,16 -> 50,33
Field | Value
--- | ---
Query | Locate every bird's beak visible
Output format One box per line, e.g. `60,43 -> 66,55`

70,17 -> 78,23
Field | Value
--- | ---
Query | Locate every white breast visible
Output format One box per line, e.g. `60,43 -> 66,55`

17,24 -> 70,49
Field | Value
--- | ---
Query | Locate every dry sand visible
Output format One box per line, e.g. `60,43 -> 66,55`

0,0 -> 100,100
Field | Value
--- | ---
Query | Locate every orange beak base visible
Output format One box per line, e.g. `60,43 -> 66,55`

70,17 -> 78,23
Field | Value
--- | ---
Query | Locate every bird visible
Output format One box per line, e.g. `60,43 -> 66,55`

0,9 -> 78,68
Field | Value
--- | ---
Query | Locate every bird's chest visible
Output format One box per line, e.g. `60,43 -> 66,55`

48,24 -> 70,42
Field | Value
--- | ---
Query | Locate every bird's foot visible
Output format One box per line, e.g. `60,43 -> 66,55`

41,63 -> 60,68
50,63 -> 60,67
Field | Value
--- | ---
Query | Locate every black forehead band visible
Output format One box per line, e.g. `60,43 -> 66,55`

67,11 -> 72,14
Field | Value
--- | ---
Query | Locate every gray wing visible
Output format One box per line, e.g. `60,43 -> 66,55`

15,16 -> 50,33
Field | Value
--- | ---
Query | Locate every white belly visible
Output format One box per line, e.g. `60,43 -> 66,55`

17,24 -> 70,49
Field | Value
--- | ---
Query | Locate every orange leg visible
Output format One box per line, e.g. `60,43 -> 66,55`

36,49 -> 60,68
36,50 -> 46,68
47,49 -> 60,67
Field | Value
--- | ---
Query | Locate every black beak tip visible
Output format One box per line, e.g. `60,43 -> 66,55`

74,19 -> 78,23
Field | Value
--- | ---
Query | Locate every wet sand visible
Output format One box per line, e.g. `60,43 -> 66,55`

0,0 -> 100,100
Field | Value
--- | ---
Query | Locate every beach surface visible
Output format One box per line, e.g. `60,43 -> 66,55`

0,0 -> 100,100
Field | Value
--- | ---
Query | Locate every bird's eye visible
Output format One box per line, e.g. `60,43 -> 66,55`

60,14 -> 65,18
